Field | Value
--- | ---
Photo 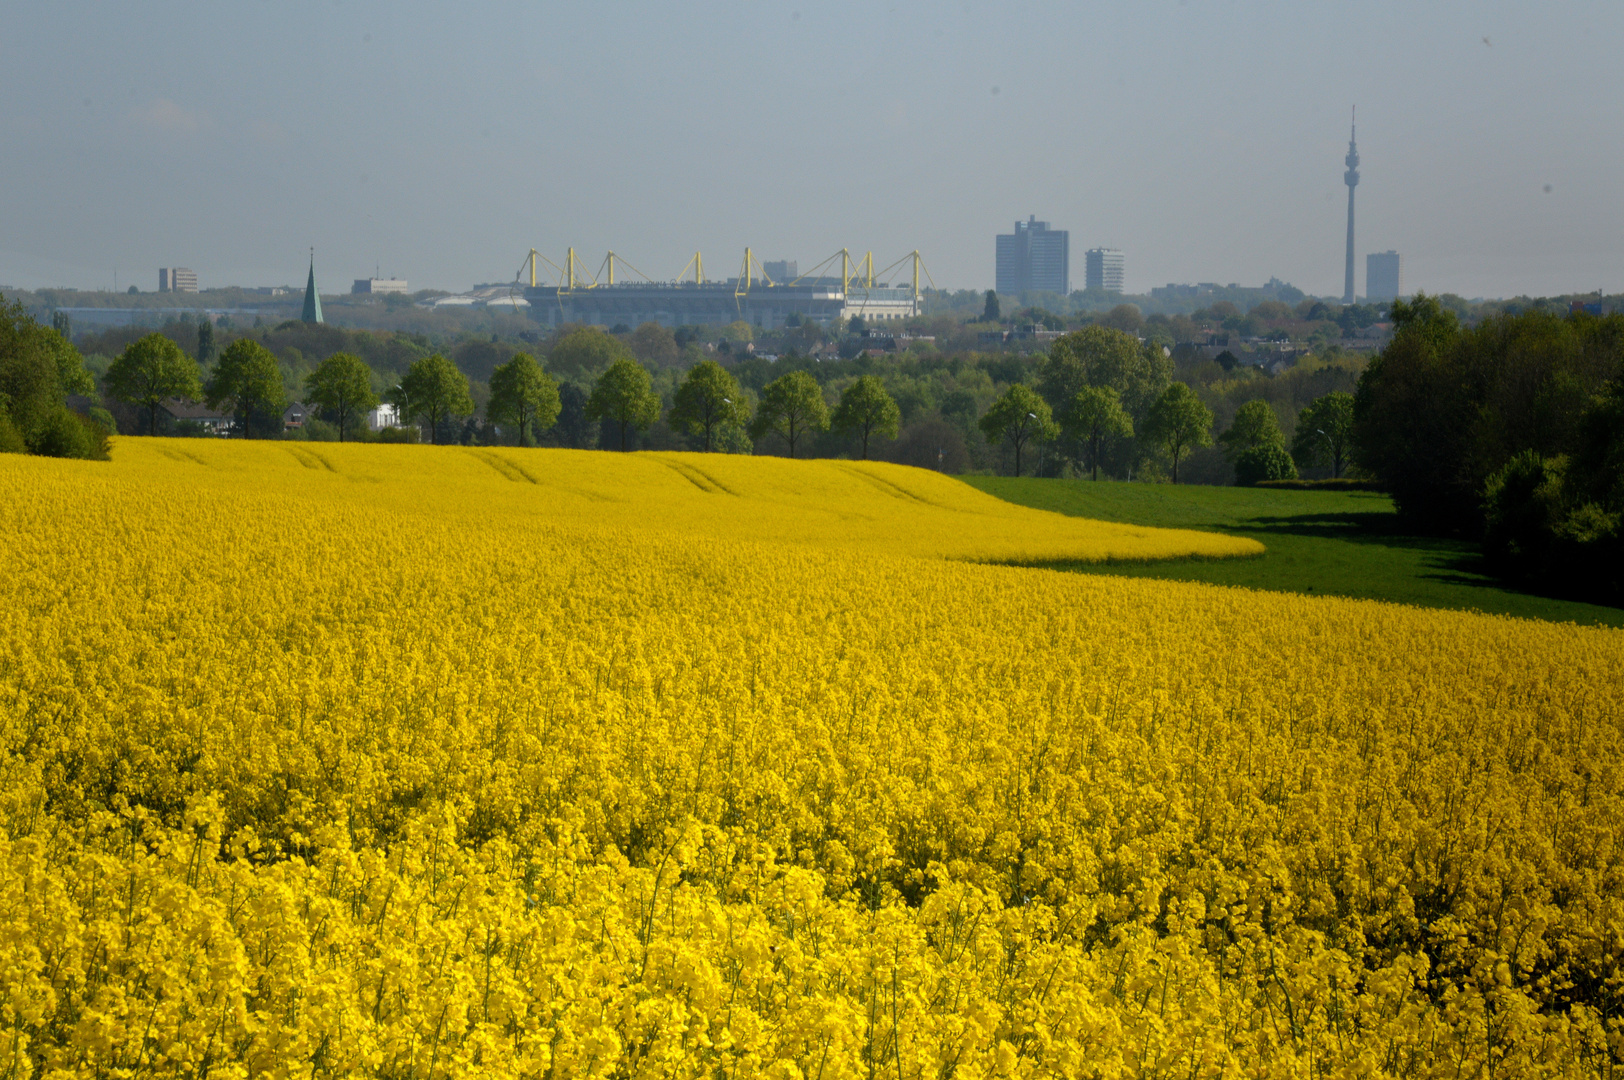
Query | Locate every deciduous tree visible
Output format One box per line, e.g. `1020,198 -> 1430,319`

1218,399 -> 1286,461
487,353 -> 561,447
978,384 -> 1057,477
670,360 -> 745,452
207,339 -> 287,438
1059,386 -> 1133,481
586,358 -> 661,451
1292,392 -> 1355,477
106,331 -> 203,436
547,326 -> 635,379
830,375 -> 901,459
1144,382 -> 1213,483
1039,325 -> 1170,424
400,354 -> 474,445
750,370 -> 829,458
305,352 -> 379,442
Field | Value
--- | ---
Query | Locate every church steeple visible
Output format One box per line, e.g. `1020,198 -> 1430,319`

301,248 -> 324,324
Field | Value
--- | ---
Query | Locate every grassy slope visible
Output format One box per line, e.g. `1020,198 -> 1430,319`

962,477 -> 1624,628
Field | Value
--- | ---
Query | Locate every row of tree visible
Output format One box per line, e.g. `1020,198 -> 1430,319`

93,320 -> 1355,486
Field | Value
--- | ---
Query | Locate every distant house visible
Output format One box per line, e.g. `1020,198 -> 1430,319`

283,402 -> 311,430
161,398 -> 232,435
366,403 -> 399,431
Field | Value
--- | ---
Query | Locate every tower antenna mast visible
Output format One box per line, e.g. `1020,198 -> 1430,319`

1343,106 -> 1360,305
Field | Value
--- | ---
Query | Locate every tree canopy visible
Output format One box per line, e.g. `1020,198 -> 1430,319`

207,339 -> 287,438
978,384 -> 1057,478
399,353 -> 474,445
1218,399 -> 1286,461
1143,383 -> 1213,484
830,375 -> 901,460
0,300 -> 102,458
749,370 -> 828,458
548,326 -> 635,379
1292,392 -> 1355,478
669,360 -> 746,452
1039,325 -> 1170,425
106,332 -> 203,436
1058,386 -> 1133,481
487,353 -> 561,447
586,358 -> 661,451
305,352 -> 379,442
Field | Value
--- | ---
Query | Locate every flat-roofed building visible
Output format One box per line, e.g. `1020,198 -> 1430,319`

1366,251 -> 1402,302
1085,249 -> 1125,294
995,216 -> 1069,295
159,267 -> 198,293
352,277 -> 410,295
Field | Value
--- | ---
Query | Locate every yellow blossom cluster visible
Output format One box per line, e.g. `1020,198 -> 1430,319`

1,441 -> 1620,1079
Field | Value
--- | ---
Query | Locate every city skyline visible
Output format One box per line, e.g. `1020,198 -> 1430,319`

2,2 -> 1622,298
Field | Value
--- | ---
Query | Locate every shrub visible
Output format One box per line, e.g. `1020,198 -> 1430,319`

1234,442 -> 1298,485
28,406 -> 109,461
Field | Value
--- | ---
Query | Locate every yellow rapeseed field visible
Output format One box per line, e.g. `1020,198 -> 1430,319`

2,440 -> 1621,1079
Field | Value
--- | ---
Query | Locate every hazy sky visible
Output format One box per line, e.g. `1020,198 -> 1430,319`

4,1 -> 1621,299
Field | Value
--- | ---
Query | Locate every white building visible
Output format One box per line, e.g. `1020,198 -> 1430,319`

159,267 -> 198,293
1085,249 -> 1125,294
366,403 -> 400,431
352,278 -> 410,294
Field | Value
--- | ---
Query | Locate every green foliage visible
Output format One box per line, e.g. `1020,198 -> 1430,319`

106,332 -> 203,436
1218,399 -> 1286,462
487,353 -> 561,447
1291,392 -> 1355,478
1482,451 -> 1568,578
749,370 -> 829,459
0,410 -> 25,454
547,326 -> 635,379
829,375 -> 901,459
1353,296 -> 1619,532
977,384 -> 1056,478
1,300 -> 96,453
30,405 -> 110,461
586,358 -> 661,451
669,360 -> 746,452
983,290 -> 1000,322
1234,443 -> 1298,486
1144,383 -> 1214,484
305,353 -> 380,442
1058,386 -> 1133,481
196,318 -> 216,366
208,339 -> 287,439
1096,305 -> 1144,335
1040,326 -> 1169,423
627,323 -> 680,368
399,354 -> 474,445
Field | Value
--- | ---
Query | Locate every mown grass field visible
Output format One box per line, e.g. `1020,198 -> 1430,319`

964,477 -> 1624,627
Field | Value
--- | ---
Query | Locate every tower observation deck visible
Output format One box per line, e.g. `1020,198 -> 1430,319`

1343,109 -> 1360,305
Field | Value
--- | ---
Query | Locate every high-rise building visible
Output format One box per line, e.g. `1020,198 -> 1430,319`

159,267 -> 198,293
1085,249 -> 1126,294
301,253 -> 323,324
763,260 -> 797,282
1343,108 -> 1359,305
995,216 -> 1069,295
1367,251 -> 1402,301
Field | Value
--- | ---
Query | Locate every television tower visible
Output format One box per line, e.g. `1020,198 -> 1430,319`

1343,107 -> 1359,305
